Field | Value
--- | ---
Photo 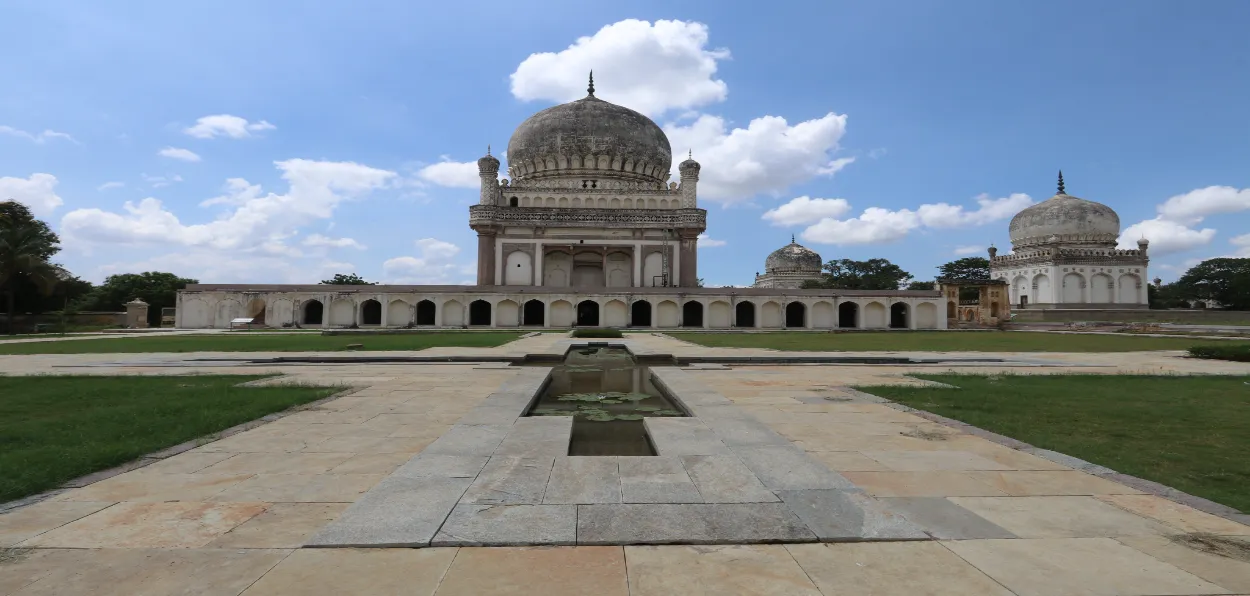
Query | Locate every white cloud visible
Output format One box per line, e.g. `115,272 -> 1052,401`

510,19 -> 730,117
665,113 -> 850,203
1118,218 -> 1216,255
382,238 -> 466,284
303,234 -> 367,250
158,147 -> 201,162
1230,234 -> 1250,257
801,207 -> 920,246
697,233 -> 726,247
92,251 -> 354,285
417,159 -> 481,188
953,245 -> 984,256
184,115 -> 276,139
142,173 -> 183,188
868,148 -> 888,159
97,181 -> 125,191
61,159 -> 396,256
0,125 -> 75,144
1156,186 -> 1250,224
916,193 -> 1034,228
0,173 -> 63,217
762,196 -> 851,226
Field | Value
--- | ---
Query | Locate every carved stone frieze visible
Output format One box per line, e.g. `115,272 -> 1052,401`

470,205 -> 707,230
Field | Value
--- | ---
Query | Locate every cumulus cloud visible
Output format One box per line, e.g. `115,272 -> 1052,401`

1156,186 -> 1250,224
143,173 -> 183,188
97,181 -> 125,191
92,251 -> 354,285
1231,233 -> 1250,257
1118,218 -> 1216,255
0,173 -> 63,217
303,234 -> 367,250
183,115 -> 276,139
762,196 -> 851,226
510,19 -> 729,117
158,147 -> 201,162
916,193 -> 1034,228
61,159 -> 396,256
802,207 -> 921,246
953,245 -> 984,256
417,159 -> 481,188
697,233 -> 726,247
665,113 -> 850,204
382,238 -> 467,284
0,125 -> 76,144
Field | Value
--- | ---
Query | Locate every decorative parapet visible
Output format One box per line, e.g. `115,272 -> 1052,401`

469,205 -> 707,230
991,246 -> 1148,268
1011,232 -> 1119,248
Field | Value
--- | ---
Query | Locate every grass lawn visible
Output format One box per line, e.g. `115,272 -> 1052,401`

0,331 -> 524,355
0,375 -> 338,503
668,330 -> 1226,352
856,374 -> 1250,512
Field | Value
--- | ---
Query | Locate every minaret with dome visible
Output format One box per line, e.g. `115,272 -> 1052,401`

990,172 -> 1149,309
753,236 -> 826,289
469,72 -> 707,288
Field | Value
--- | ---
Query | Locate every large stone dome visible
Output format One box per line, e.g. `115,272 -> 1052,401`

765,239 -> 823,273
506,75 -> 672,186
1008,175 -> 1120,249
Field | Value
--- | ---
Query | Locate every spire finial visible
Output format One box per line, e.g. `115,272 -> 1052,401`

791,233 -> 796,244
587,71 -> 595,96
688,149 -> 692,160
1057,170 -> 1065,194
486,145 -> 491,156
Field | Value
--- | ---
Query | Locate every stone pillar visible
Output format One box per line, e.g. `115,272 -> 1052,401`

476,231 -> 496,286
125,299 -> 149,329
633,243 -> 643,287
856,302 -> 866,329
494,239 -> 504,285
909,300 -> 918,330
601,250 -> 608,288
534,242 -> 544,286
678,233 -> 698,287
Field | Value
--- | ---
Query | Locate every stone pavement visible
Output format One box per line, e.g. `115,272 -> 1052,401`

2,332 -> 1250,595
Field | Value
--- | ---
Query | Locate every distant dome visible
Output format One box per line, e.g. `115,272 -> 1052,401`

765,239 -> 823,273
506,73 -> 672,186
1008,173 -> 1120,248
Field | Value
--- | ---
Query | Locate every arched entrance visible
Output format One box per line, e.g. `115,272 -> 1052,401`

469,300 -> 492,326
416,300 -> 436,325
838,302 -> 858,328
890,303 -> 908,328
360,299 -> 382,325
246,298 -> 266,325
735,301 -> 755,328
682,301 -> 704,327
785,302 -> 806,328
631,300 -> 652,327
947,301 -> 956,319
523,299 -> 545,326
302,300 -> 323,325
577,300 -> 600,326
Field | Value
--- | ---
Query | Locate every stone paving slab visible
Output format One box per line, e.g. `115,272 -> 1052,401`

699,416 -> 791,446
455,406 -> 520,426
576,503 -> 817,544
879,496 -> 1018,539
733,445 -> 860,491
494,417 -> 573,458
681,455 -> 779,503
543,457 -> 621,504
392,454 -> 489,479
305,476 -> 471,547
618,457 -> 702,504
777,489 -> 929,542
431,504 -> 576,546
644,418 -> 730,456
422,424 -> 511,456
462,457 -> 554,505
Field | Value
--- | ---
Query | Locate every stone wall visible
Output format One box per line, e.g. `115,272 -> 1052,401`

1010,309 -> 1250,325
0,311 -> 127,332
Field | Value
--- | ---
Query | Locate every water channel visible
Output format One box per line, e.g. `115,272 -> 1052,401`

523,345 -> 686,456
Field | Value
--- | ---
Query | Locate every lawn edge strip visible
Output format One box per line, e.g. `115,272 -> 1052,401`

855,378 -> 1250,529
0,378 -> 363,515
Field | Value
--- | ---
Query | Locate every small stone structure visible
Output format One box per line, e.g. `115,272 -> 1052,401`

990,172 -> 1149,309
935,278 -> 1011,327
753,236 -> 825,289
124,299 -> 149,329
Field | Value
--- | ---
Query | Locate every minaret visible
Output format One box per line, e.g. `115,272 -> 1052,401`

477,146 -> 500,205
678,149 -> 700,208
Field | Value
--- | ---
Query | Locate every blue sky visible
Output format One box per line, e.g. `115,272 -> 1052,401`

2,0 -> 1248,286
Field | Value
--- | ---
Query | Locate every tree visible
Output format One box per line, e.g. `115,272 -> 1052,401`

801,258 -> 913,290
320,273 -> 376,285
0,201 -> 58,261
906,281 -> 936,290
75,272 -> 198,326
0,215 -> 69,333
937,257 -> 991,280
1172,258 -> 1250,310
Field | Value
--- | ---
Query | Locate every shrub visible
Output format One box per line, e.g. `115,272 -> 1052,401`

571,328 -> 624,338
1188,344 -> 1250,362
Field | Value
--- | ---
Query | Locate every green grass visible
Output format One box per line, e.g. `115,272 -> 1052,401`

0,331 -> 524,354
0,375 -> 338,502
856,374 -> 1250,512
1189,344 -> 1250,362
667,330 -> 1229,352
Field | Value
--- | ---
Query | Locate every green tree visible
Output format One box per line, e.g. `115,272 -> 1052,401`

801,258 -> 913,290
1172,258 -> 1250,310
0,213 -> 69,333
0,201 -> 90,316
76,272 -> 198,326
320,273 -> 376,285
906,280 -> 936,290
937,256 -> 991,280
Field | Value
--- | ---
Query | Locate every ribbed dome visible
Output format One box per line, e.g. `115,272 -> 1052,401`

506,79 -> 672,186
1008,192 -> 1121,249
765,240 -> 823,273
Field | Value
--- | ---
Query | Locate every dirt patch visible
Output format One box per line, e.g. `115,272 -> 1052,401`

0,548 -> 32,565
1169,533 -> 1250,562
900,427 -> 954,441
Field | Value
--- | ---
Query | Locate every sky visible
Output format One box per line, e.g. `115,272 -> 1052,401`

2,0 -> 1248,287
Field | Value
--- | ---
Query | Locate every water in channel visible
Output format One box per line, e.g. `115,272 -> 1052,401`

525,346 -> 685,456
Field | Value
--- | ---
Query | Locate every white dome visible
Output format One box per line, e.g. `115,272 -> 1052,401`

1008,174 -> 1120,248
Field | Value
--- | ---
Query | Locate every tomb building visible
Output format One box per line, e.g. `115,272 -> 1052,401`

753,236 -> 825,289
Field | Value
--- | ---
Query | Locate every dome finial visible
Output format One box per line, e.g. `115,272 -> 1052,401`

1057,170 -> 1065,194
486,144 -> 491,156
587,71 -> 595,96
791,233 -> 796,244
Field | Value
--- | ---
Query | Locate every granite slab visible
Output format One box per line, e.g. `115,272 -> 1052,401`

734,445 -> 859,491
576,503 -> 816,545
306,476 -> 471,547
494,417 -> 573,458
461,457 -> 555,505
878,497 -> 1017,539
644,418 -> 730,456
543,457 -> 621,504
777,489 -> 929,542
422,424 -> 511,456
430,504 -> 576,546
681,455 -> 779,503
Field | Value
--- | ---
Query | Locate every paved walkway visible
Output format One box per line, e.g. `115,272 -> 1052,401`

2,333 -> 1249,595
